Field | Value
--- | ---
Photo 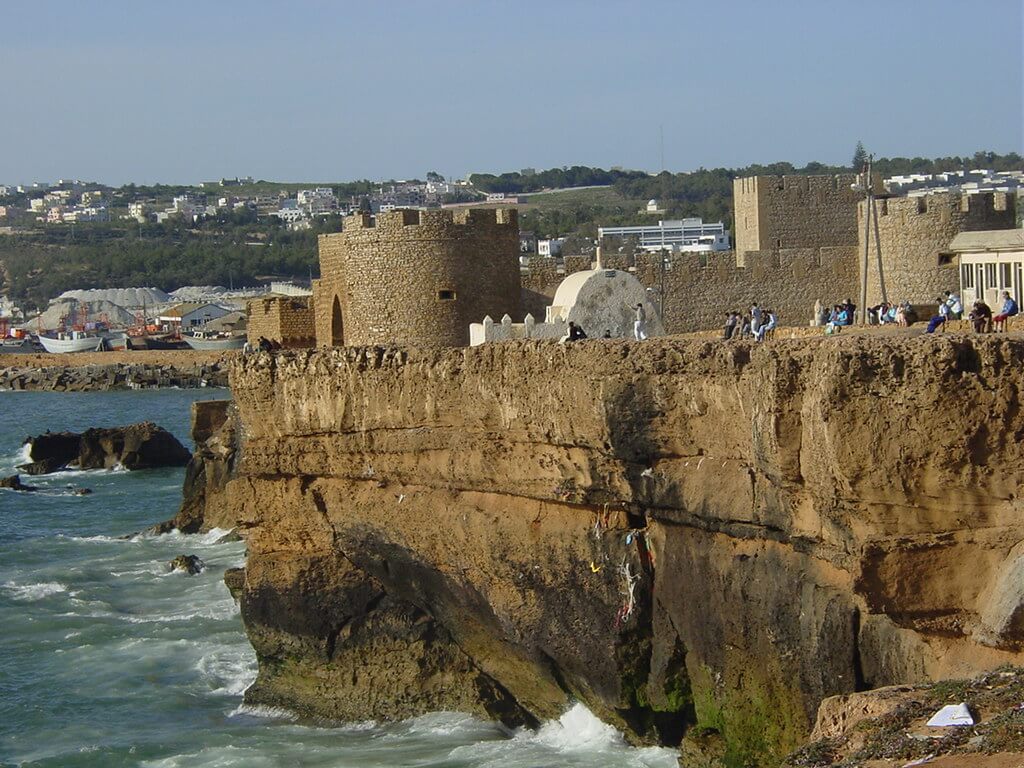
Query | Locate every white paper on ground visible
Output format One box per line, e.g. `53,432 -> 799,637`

925,702 -> 974,727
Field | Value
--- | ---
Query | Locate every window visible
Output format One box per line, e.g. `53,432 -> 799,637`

1015,263 -> 1023,304
961,263 -> 974,289
986,263 -> 997,289
1000,263 -> 1012,289
437,290 -> 456,300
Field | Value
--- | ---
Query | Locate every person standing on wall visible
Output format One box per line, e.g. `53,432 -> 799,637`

751,303 -> 762,337
634,303 -> 648,341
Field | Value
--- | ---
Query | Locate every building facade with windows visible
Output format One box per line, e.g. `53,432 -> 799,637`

597,218 -> 730,252
950,229 -> 1024,309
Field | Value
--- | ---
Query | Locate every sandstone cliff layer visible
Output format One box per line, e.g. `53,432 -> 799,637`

215,337 -> 1024,766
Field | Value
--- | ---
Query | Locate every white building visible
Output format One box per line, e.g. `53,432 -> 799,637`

273,205 -> 306,223
886,170 -> 1024,197
29,198 -> 46,212
598,218 -> 731,252
538,238 -> 565,257
158,302 -> 231,329
128,202 -> 147,222
951,229 -> 1024,309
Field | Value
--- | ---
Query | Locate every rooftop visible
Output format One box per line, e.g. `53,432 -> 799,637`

948,229 -> 1024,253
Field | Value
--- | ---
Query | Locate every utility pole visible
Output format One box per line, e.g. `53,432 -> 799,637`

860,155 -> 871,324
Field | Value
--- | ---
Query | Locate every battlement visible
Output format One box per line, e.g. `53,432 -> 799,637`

873,190 -> 1014,220
335,207 -> 518,236
736,173 -> 863,197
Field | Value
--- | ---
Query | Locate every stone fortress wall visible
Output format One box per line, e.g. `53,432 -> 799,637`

313,208 -> 521,347
860,191 -> 1016,306
246,296 -> 316,348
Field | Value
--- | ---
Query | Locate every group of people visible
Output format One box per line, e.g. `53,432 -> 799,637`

722,303 -> 777,342
814,298 -> 857,333
866,300 -> 920,327
928,290 -> 1019,334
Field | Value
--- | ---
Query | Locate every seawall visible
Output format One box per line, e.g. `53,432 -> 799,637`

213,337 -> 1024,765
0,350 -> 232,391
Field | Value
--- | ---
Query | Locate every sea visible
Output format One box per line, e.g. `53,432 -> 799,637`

0,389 -> 678,768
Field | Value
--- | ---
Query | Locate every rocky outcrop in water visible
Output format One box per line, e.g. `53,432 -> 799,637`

20,422 -> 191,474
0,474 -> 38,492
153,400 -> 239,534
198,338 -> 1024,766
168,554 -> 205,575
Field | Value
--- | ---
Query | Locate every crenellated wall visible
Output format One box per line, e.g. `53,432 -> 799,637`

246,296 -> 316,348
860,191 -> 1016,305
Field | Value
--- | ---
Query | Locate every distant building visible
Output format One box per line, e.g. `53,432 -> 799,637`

46,206 -> 66,224
128,202 -> 147,222
80,190 -> 105,205
519,231 -> 537,253
0,206 -> 10,218
158,302 -> 231,329
537,238 -> 565,257
29,199 -> 45,212
598,218 -> 731,252
886,170 -> 1024,197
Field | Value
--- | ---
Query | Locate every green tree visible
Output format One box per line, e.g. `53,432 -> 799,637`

852,141 -> 868,170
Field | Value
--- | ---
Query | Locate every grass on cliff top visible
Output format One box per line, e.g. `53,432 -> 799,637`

784,666 -> 1024,768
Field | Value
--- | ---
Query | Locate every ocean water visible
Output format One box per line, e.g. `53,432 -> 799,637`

0,390 -> 678,767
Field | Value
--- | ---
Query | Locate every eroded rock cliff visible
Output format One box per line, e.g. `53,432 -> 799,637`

211,337 -> 1024,766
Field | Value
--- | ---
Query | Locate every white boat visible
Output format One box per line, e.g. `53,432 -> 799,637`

38,331 -> 105,354
182,331 -> 247,351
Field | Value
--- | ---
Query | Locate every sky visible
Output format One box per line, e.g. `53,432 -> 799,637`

1,0 -> 1021,186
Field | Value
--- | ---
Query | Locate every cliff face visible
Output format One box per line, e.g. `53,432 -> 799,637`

220,338 -> 1024,765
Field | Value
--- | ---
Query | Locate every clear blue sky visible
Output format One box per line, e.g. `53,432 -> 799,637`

2,0 -> 1021,185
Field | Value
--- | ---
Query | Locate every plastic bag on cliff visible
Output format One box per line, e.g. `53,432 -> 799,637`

925,702 -> 974,727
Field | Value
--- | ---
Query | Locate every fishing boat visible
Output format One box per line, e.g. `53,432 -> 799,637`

38,330 -> 105,353
181,330 -> 246,351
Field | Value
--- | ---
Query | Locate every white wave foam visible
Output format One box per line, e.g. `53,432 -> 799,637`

227,703 -> 298,721
2,580 -> 68,601
447,703 -> 680,767
197,646 -> 258,696
18,442 -> 32,463
532,702 -> 625,751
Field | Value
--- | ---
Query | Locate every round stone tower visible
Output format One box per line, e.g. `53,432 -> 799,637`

860,191 -> 1016,305
313,208 -> 522,347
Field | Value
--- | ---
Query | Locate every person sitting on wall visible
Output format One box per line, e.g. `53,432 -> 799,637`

818,303 -> 831,327
993,291 -> 1019,332
739,314 -> 752,339
969,300 -> 993,333
602,329 -> 612,339
750,303 -> 762,336
841,298 -> 856,325
723,311 -> 738,340
257,336 -> 273,352
944,291 -> 964,320
756,309 -> 777,341
559,321 -> 588,343
882,303 -> 898,324
925,297 -> 951,334
826,305 -> 845,335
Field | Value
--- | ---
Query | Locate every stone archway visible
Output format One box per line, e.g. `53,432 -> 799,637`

331,295 -> 344,346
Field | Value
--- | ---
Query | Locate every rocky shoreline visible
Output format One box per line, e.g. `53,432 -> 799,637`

0,350 -> 234,391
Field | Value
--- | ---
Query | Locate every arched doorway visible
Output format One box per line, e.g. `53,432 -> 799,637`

331,295 -> 344,346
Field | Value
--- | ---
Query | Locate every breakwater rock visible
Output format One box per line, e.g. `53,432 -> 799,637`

0,350 -> 233,391
192,338 -> 1024,765
21,422 -> 191,473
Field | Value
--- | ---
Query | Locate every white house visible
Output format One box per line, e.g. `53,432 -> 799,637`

158,302 -> 231,329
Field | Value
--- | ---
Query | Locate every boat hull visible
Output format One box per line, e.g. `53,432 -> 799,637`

38,335 -> 105,353
182,335 -> 246,351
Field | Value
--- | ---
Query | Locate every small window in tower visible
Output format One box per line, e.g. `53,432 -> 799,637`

438,290 -> 456,300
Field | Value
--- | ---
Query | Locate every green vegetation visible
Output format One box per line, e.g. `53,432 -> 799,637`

0,213 -> 339,311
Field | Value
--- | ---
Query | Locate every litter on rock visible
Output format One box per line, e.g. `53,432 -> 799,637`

902,755 -> 934,767
925,702 -> 974,727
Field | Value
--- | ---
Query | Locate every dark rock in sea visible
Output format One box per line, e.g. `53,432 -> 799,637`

0,474 -> 38,492
214,530 -> 242,544
20,422 -> 191,474
169,554 -> 205,575
223,567 -> 245,601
